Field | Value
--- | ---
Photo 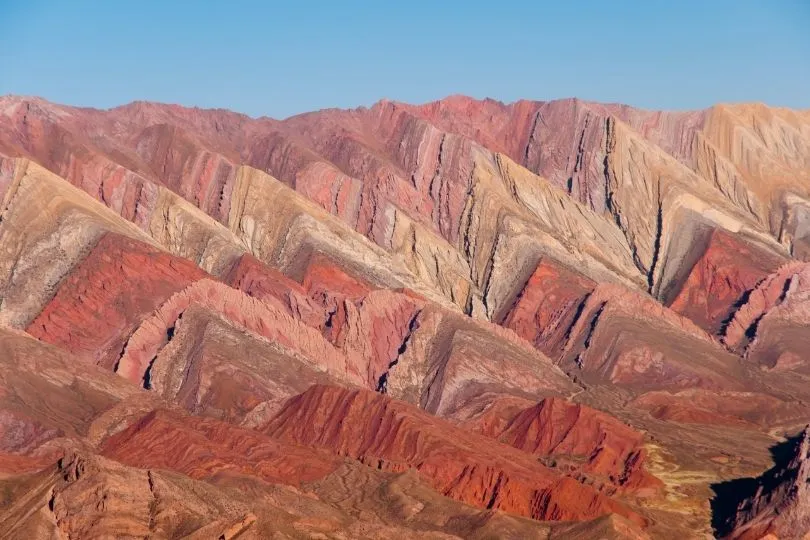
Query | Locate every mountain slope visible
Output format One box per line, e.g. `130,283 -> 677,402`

1,94 -> 810,538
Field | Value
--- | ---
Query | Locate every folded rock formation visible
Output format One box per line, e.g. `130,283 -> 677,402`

1,94 -> 810,538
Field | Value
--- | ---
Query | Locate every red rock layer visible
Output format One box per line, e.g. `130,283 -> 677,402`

21,452 -> 267,540
400,96 -> 541,162
326,291 -> 423,389
225,253 -> 327,329
281,103 -> 476,244
101,408 -> 339,486
225,252 -> 412,375
557,283 -> 746,392
401,97 -> 704,208
500,258 -> 596,357
263,384 -> 646,527
667,229 -> 784,334
26,232 -> 207,368
0,99 -> 161,224
114,279 -> 357,386
301,252 -> 374,299
465,397 -> 661,495
129,123 -> 238,223
298,253 -> 377,342
722,261 -> 810,353
141,304 -> 337,425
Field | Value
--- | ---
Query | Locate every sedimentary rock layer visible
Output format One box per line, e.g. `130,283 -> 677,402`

2,94 -> 810,537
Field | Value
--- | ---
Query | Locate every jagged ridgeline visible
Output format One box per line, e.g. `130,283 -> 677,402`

0,95 -> 809,538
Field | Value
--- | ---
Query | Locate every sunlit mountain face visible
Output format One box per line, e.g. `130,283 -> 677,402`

1,94 -> 810,539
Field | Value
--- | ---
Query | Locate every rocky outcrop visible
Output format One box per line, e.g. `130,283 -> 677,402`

722,262 -> 810,370
0,451 -> 258,539
144,185 -> 246,276
264,385 -> 646,526
0,98 -> 159,224
225,252 -> 328,329
130,122 -> 239,224
383,304 -> 578,415
27,232 -> 207,369
4,94 -> 810,537
500,258 -> 596,357
464,396 -> 662,495
718,427 -> 810,539
114,278 -> 357,386
667,228 -> 784,334
308,462 -> 650,540
101,408 -> 341,486
0,159 -> 157,328
226,165 -> 467,312
558,283 -> 744,392
143,305 -> 337,424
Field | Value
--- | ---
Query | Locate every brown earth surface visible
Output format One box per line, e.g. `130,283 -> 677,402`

1,94 -> 810,538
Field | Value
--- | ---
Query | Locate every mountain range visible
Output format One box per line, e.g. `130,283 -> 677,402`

0,94 -> 809,538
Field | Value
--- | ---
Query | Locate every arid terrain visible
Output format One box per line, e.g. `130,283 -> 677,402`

0,94 -> 809,538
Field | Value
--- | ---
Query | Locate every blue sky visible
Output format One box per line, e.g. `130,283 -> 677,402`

1,1 -> 808,117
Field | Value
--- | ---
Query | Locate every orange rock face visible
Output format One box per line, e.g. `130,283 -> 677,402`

101,409 -> 340,486
301,252 -> 374,299
465,396 -> 662,496
263,385 -> 646,527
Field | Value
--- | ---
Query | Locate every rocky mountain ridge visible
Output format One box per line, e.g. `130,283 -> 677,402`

0,94 -> 809,538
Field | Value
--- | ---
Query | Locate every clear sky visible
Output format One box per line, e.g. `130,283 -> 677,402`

1,0 -> 808,118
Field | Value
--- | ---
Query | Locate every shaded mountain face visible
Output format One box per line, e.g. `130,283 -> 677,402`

0,94 -> 809,538
712,426 -> 810,540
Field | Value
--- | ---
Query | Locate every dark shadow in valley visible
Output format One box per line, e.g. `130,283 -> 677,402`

710,432 -> 802,537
